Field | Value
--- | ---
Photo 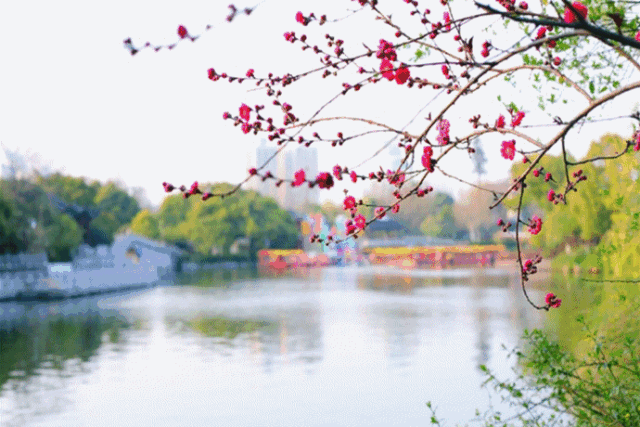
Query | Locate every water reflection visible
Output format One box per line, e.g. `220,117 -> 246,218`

0,296 -> 130,426
0,266 -> 546,427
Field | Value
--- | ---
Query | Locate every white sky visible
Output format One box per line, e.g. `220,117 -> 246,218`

1,0 -> 638,210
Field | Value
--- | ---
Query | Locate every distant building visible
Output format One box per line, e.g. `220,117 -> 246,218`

250,140 -> 319,210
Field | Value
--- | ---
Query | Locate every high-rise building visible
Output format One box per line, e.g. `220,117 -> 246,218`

280,145 -> 319,210
250,140 -> 280,201
249,141 -> 319,210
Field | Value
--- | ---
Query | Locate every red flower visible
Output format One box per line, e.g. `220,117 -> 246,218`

345,220 -> 357,235
391,204 -> 400,213
375,207 -> 386,219
188,181 -> 200,195
239,103 -> 251,121
177,25 -> 188,39
333,165 -> 343,180
293,169 -> 306,187
241,122 -> 251,134
528,215 -> 543,235
535,27 -> 547,40
495,114 -> 506,128
296,11 -> 307,25
343,195 -> 356,210
395,65 -> 411,85
545,292 -> 562,308
511,111 -> 525,127
436,119 -> 450,145
553,57 -> 562,66
162,182 -> 175,193
354,214 -> 366,230
380,59 -> 395,81
246,69 -> 255,78
376,39 -> 397,61
636,31 -> 640,43
350,171 -> 358,183
500,140 -> 516,161
564,2 -> 588,24
547,189 -> 556,202
316,172 -> 335,189
248,168 -> 258,175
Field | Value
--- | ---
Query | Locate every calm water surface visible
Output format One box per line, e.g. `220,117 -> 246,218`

0,266 -> 545,427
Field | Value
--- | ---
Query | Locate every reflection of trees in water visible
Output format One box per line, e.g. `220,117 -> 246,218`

357,269 -> 513,295
0,300 -> 129,424
170,304 -> 323,370
176,265 -> 260,288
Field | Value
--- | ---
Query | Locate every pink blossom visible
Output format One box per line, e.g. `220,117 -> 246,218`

239,103 -> 251,121
293,169 -> 306,187
316,172 -> 335,189
333,165 -> 343,180
375,207 -> 386,219
343,195 -> 356,210
354,214 -> 366,230
295,11 -> 307,25
495,115 -> 506,128
380,59 -> 395,81
545,292 -> 562,308
500,140 -> 516,161
395,65 -> 411,85
177,25 -> 188,39
350,171 -> 358,183
528,215 -> 543,235
547,189 -> 556,202
436,119 -> 450,145
563,2 -> 588,24
511,111 -> 525,127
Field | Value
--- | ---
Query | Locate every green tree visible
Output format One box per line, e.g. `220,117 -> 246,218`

45,214 -> 83,262
130,209 -> 161,240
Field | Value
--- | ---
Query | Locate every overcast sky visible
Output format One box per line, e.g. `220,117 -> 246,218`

1,0 -> 637,210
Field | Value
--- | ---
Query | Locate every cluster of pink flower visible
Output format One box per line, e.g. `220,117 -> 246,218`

547,188 -> 565,204
162,181 -> 212,201
436,119 -> 450,145
293,169 -> 306,187
443,12 -> 452,31
343,195 -> 357,211
528,215 -> 543,235
316,172 -> 334,189
563,1 -> 588,24
481,40 -> 491,58
495,114 -> 506,128
387,170 -> 405,186
545,292 -> 562,308
421,145 -> 435,172
511,110 -> 525,127
500,140 -> 516,161
496,0 -> 516,12
416,186 -> 434,197
345,214 -> 366,235
496,218 -> 512,232
377,40 -> 411,85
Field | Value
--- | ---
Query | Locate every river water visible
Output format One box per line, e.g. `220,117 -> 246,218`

0,266 -> 546,427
